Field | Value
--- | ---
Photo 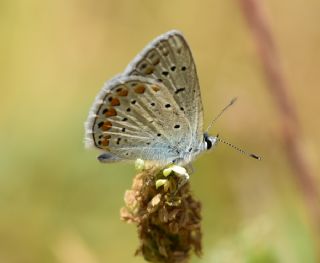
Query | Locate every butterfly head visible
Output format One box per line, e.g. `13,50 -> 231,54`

203,133 -> 219,151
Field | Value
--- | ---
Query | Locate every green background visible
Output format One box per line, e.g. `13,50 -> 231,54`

1,0 -> 319,262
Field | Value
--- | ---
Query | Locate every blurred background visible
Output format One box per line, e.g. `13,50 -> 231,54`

1,0 -> 320,262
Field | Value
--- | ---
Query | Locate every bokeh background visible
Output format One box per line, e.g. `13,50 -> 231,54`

1,0 -> 320,262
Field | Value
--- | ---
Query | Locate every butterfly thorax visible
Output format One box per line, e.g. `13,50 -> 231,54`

171,133 -> 218,166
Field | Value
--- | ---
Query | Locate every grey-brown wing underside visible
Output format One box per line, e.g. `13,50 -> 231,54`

85,76 -> 191,164
123,30 -> 204,149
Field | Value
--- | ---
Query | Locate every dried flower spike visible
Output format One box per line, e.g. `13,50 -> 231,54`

120,164 -> 202,263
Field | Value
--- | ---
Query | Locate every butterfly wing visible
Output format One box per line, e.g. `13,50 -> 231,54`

124,30 -> 204,151
85,76 -> 192,164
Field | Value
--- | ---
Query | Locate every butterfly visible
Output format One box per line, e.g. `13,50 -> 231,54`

85,30 -> 260,166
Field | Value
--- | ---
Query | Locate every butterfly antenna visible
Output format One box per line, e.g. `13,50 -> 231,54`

206,97 -> 237,133
216,136 -> 262,160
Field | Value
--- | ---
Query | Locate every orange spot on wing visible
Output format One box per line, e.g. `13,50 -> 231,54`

101,139 -> 109,146
110,97 -> 120,106
151,85 -> 160,92
117,88 -> 128,97
105,107 -> 117,117
134,84 -> 146,94
101,121 -> 112,131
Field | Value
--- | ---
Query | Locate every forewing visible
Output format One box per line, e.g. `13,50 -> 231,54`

124,30 -> 204,148
85,76 -> 192,164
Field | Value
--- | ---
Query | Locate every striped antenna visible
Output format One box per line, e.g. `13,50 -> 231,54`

217,136 -> 262,160
206,97 -> 237,133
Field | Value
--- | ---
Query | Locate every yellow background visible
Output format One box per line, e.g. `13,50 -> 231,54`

1,0 -> 319,262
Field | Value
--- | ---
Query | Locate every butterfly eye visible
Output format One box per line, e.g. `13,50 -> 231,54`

204,136 -> 213,150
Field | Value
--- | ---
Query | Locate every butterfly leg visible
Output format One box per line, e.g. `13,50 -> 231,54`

177,172 -> 189,190
185,163 -> 194,174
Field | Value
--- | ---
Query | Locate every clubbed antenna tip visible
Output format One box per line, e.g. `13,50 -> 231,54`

217,137 -> 262,160
250,153 -> 262,160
